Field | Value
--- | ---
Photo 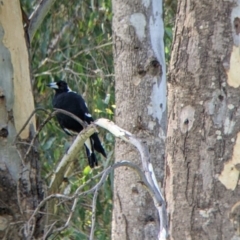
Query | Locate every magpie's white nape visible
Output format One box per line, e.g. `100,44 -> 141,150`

47,80 -> 106,168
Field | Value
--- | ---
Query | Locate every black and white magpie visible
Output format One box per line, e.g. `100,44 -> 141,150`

47,80 -> 106,168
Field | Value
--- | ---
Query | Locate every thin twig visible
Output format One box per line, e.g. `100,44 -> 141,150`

23,108 -> 87,162
26,193 -> 72,237
27,160 -> 148,238
14,107 -> 48,143
50,161 -> 149,237
37,42 -> 113,70
89,183 -> 99,240
43,221 -> 58,240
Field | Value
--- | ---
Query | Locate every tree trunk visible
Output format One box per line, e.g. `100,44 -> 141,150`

112,0 -> 166,239
166,0 -> 240,239
0,1 -> 44,239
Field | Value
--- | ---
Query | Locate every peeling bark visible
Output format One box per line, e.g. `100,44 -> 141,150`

166,0 -> 240,239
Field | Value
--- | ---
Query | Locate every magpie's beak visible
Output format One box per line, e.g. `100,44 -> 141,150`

47,82 -> 58,89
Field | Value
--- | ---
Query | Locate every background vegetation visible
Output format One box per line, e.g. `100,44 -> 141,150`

20,0 -> 176,238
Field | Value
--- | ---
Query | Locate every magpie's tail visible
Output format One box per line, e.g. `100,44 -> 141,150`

91,133 -> 107,157
84,145 -> 98,168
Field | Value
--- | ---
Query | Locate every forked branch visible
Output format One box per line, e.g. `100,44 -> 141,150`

47,116 -> 168,239
95,118 -> 168,240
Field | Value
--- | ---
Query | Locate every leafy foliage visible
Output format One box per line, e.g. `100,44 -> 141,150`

164,0 -> 177,65
21,0 -> 113,238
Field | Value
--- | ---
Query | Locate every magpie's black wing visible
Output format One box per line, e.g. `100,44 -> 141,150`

53,91 -> 106,159
53,92 -> 91,133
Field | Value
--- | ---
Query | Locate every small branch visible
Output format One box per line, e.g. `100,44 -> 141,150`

31,169 -> 106,238
37,41 -> 113,69
28,0 -> 57,42
22,108 -> 87,163
43,221 -> 58,240
47,21 -> 73,56
14,107 -> 48,143
53,108 -> 87,128
89,184 -> 99,240
50,161 -> 152,238
48,125 -> 96,193
28,193 -> 72,227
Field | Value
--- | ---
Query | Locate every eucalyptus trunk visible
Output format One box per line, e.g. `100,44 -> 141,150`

112,0 -> 166,239
166,0 -> 240,239
0,1 -> 43,239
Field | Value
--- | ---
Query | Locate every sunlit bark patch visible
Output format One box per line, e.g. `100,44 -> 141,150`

218,132 -> 240,190
226,46 -> 240,88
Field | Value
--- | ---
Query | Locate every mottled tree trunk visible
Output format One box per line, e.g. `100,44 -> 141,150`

166,0 -> 240,239
0,1 -> 44,239
112,0 -> 166,239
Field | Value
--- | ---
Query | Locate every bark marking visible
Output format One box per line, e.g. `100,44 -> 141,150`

142,0 -> 150,8
130,13 -> 146,41
180,105 -> 195,133
224,117 -> 235,135
218,132 -> 240,190
226,46 -> 240,88
147,76 -> 166,124
231,2 -> 240,45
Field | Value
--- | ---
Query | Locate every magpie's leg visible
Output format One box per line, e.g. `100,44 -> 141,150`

84,139 -> 98,168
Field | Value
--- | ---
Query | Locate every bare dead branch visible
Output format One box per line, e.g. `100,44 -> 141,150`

48,161 -> 153,238
95,118 -> 169,240
48,125 -> 96,193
